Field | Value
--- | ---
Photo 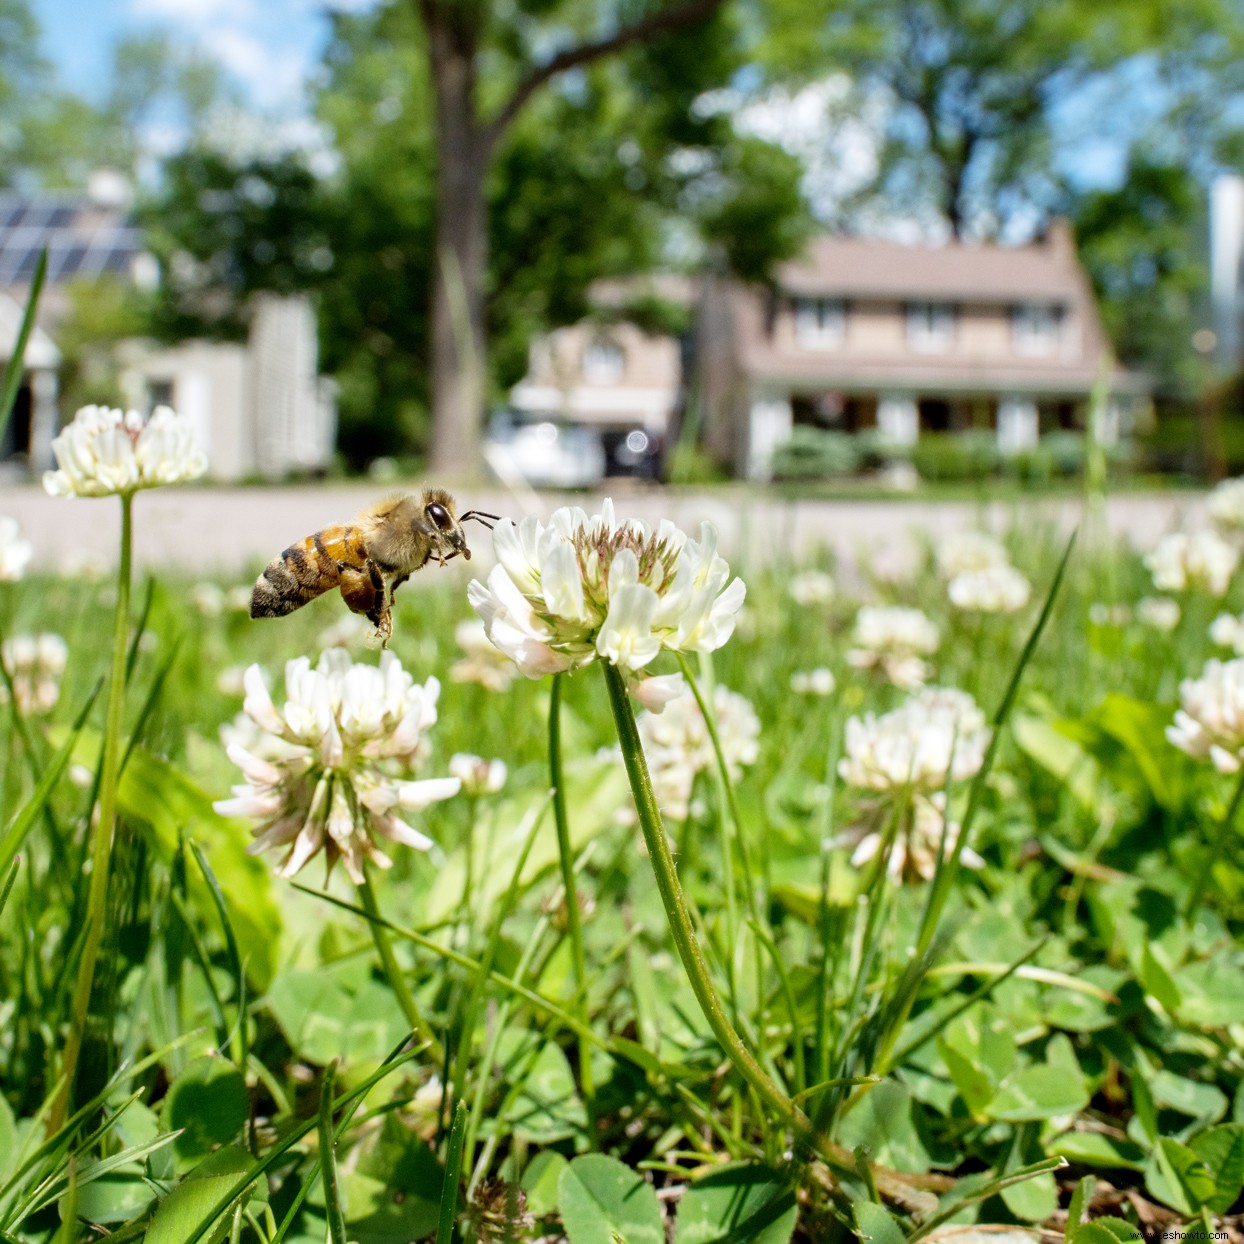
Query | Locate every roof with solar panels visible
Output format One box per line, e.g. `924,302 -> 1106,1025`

0,186 -> 147,289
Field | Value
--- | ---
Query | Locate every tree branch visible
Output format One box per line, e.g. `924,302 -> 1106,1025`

486,0 -> 727,145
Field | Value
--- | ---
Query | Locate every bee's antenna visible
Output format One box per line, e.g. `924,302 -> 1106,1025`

461,510 -> 500,530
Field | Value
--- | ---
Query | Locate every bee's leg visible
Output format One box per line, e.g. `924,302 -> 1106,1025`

387,573 -> 411,611
338,564 -> 384,629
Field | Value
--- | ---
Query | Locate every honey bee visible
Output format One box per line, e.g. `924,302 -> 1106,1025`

249,488 -> 498,644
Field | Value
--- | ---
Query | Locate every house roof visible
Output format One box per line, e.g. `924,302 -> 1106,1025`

776,224 -> 1084,304
0,291 -> 60,368
0,192 -> 144,287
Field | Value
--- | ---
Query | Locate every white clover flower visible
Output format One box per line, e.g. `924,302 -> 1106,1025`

1144,530 -> 1239,597
637,685 -> 760,822
1210,612 -> 1244,654
790,667 -> 836,696
1167,658 -> 1244,773
936,531 -> 1008,579
448,753 -> 508,796
947,564 -> 1031,614
0,516 -> 33,582
189,582 -> 226,617
318,612 -> 375,649
847,606 -> 939,688
788,570 -> 835,607
43,404 -> 207,498
449,618 -> 518,692
847,793 -> 984,883
1208,477 -> 1244,535
1137,596 -> 1180,633
0,632 -> 68,714
1088,602 -> 1132,627
216,665 -> 248,697
468,499 -> 746,687
213,649 -> 459,883
839,686 -> 988,793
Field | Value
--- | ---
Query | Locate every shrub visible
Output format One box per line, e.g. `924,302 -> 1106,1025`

910,431 -> 997,482
770,426 -> 861,480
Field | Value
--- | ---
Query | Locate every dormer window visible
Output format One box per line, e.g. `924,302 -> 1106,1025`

582,337 -> 625,383
906,301 -> 955,353
793,297 -> 846,347
1012,303 -> 1062,355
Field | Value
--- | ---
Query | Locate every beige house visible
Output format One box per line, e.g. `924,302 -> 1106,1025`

698,222 -> 1148,479
509,276 -> 691,439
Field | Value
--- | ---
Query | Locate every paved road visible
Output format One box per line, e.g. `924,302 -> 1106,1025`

0,480 -> 1206,580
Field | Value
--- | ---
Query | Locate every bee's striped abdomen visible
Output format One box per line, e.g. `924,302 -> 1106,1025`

250,525 -> 366,619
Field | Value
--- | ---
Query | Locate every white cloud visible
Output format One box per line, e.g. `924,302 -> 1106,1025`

201,27 -> 307,110
130,0 -> 256,24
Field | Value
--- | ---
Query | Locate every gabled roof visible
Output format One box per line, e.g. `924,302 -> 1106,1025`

0,291 -> 60,368
0,192 -> 144,287
776,223 -> 1084,304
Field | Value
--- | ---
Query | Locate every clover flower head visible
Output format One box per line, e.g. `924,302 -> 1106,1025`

1136,596 -> 1180,633
467,499 -> 746,682
1211,611 -> 1244,655
0,516 -> 33,582
846,793 -> 984,883
636,684 -> 760,822
788,569 -> 835,607
847,605 -> 939,688
790,667 -> 836,696
839,686 -> 988,793
189,582 -> 226,617
1144,530 -> 1239,597
936,531 -> 1008,579
43,404 -> 207,498
213,649 -> 459,882
450,618 -> 518,692
0,632 -> 68,714
1088,602 -> 1132,628
1208,477 -> 1244,534
948,563 -> 1031,614
449,752 -> 508,796
1167,658 -> 1244,773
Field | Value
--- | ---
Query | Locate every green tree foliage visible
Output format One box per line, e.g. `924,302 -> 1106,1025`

1070,151 -> 1207,393
144,1 -> 809,468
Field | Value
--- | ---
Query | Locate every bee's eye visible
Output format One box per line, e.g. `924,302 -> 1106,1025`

426,502 -> 452,531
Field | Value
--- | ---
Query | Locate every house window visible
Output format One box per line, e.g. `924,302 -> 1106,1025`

906,302 -> 955,353
582,338 -> 625,383
1012,303 -> 1061,355
147,379 -> 175,412
793,297 -> 846,347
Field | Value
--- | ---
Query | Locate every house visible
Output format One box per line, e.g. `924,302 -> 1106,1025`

117,295 -> 337,481
0,178 -> 335,480
509,276 -> 690,448
697,222 -> 1149,479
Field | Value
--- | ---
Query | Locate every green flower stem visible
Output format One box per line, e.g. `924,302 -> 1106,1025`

602,661 -> 880,1184
1186,766 -> 1244,919
549,674 -> 595,1134
52,490 -> 134,1132
358,869 -> 444,1065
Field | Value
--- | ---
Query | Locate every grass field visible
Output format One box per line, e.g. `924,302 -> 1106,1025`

2,481 -> 1244,1244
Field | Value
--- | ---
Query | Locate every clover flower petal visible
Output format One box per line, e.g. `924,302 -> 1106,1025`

936,531 -> 1008,578
469,500 -> 746,680
847,606 -> 939,688
215,650 -> 459,883
948,564 -> 1031,613
0,632 -> 68,714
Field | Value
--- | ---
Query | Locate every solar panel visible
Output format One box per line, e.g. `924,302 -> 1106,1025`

0,194 -> 143,290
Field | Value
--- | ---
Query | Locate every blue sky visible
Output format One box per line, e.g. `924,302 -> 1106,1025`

31,0 -> 360,113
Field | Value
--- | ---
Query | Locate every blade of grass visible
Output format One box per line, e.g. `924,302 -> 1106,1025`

0,249 -> 46,444
909,1157 -> 1068,1242
183,1043 -> 424,1244
0,679 -> 103,879
0,858 -> 18,920
436,1102 -> 468,1244
318,1061 -> 347,1244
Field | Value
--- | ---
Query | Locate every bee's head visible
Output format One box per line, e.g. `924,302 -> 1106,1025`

421,488 -> 471,559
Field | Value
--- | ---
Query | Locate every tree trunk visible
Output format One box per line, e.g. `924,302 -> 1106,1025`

425,11 -> 490,479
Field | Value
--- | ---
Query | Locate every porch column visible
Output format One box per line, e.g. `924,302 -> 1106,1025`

29,368 -> 59,469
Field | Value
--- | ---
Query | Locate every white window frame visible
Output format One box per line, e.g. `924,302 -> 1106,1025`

793,296 -> 847,347
906,301 -> 955,354
582,337 -> 626,384
1011,303 -> 1061,356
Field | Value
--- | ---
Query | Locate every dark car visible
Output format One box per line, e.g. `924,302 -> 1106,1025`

600,426 -> 663,480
